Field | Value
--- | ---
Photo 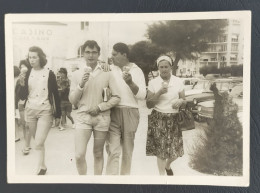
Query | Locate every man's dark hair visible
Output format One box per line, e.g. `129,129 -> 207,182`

113,42 -> 129,59
82,40 -> 100,53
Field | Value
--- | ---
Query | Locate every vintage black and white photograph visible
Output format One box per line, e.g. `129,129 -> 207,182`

5,11 -> 251,185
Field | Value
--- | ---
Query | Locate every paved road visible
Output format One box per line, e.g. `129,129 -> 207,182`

15,101 -> 208,176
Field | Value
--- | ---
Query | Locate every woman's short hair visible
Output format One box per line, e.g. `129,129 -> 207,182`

113,43 -> 129,59
19,59 -> 31,70
59,67 -> 68,76
82,40 -> 101,53
28,46 -> 48,68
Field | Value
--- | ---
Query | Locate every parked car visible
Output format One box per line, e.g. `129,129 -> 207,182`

205,74 -> 221,79
181,77 -> 199,91
196,84 -> 243,124
185,79 -> 241,121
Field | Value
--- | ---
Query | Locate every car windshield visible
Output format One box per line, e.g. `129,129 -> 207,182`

193,81 -> 209,90
201,80 -> 232,92
184,80 -> 191,85
230,84 -> 243,97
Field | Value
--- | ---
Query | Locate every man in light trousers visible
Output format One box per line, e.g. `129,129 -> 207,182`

106,42 -> 146,175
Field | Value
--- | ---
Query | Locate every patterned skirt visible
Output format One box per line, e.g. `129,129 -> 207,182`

146,109 -> 184,160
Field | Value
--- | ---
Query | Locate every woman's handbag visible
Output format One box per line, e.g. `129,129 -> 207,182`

177,108 -> 195,131
49,93 -> 57,117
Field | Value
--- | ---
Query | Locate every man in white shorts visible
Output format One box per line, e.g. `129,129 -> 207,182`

69,40 -> 120,175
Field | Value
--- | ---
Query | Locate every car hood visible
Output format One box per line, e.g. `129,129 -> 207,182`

198,97 -> 243,112
186,92 -> 213,101
185,89 -> 205,96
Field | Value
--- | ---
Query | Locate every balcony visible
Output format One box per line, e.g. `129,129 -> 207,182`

202,50 -> 227,53
199,61 -> 219,67
207,42 -> 227,44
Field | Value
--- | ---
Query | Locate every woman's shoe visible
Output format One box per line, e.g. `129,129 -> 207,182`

165,168 -> 174,176
59,126 -> 66,131
37,168 -> 47,175
22,148 -> 30,155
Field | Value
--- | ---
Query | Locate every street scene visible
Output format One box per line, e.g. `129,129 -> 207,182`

8,12 -> 249,184
15,101 -> 208,176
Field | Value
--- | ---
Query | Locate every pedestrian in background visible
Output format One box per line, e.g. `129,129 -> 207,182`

69,40 -> 120,175
17,59 -> 32,155
146,55 -> 186,176
106,42 -> 146,175
57,67 -> 74,131
17,46 -> 61,175
14,66 -> 21,142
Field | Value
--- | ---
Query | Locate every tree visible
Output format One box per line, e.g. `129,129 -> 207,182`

190,84 -> 243,175
199,65 -> 219,76
219,66 -> 231,76
147,20 -> 228,75
231,65 -> 243,76
129,41 -> 166,84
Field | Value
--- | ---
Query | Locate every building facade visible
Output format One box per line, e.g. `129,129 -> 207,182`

199,19 -> 244,69
12,21 -> 110,78
176,19 -> 244,77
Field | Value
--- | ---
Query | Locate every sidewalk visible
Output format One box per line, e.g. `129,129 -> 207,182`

15,101 -> 208,176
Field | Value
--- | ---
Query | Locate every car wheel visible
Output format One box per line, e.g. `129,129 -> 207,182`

206,118 -> 213,125
194,114 -> 205,122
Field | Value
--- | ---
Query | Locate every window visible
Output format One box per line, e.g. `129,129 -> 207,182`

232,20 -> 240,25
231,44 -> 238,51
81,21 -> 89,30
220,56 -> 226,61
218,35 -> 227,42
219,45 -> 227,52
230,54 -> 238,61
231,34 -> 239,42
209,45 -> 216,52
77,46 -> 83,58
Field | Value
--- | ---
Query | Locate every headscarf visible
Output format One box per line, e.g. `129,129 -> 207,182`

156,55 -> 173,67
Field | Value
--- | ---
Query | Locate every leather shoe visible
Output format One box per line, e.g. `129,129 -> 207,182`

165,168 -> 174,176
37,168 -> 47,175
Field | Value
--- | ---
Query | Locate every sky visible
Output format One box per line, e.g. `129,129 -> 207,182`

108,21 -> 153,52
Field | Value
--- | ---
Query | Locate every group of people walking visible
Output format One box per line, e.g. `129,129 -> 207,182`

15,40 -> 187,176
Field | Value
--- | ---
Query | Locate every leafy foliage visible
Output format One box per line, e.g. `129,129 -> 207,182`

199,65 -> 243,76
147,20 -> 228,74
129,41 -> 166,84
190,84 -> 243,175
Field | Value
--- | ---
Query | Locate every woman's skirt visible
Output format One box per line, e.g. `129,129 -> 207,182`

146,109 -> 184,160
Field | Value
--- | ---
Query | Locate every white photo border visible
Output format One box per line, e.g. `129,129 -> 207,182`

5,11 -> 251,186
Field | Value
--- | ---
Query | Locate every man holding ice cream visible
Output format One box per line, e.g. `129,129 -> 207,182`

69,40 -> 120,175
106,42 -> 146,175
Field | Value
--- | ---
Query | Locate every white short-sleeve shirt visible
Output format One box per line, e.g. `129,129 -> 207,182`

148,75 -> 185,113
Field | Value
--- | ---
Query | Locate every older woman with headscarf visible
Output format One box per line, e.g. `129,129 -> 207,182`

146,55 -> 186,176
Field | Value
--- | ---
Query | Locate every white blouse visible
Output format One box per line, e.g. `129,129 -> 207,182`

26,68 -> 51,110
148,75 -> 185,113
